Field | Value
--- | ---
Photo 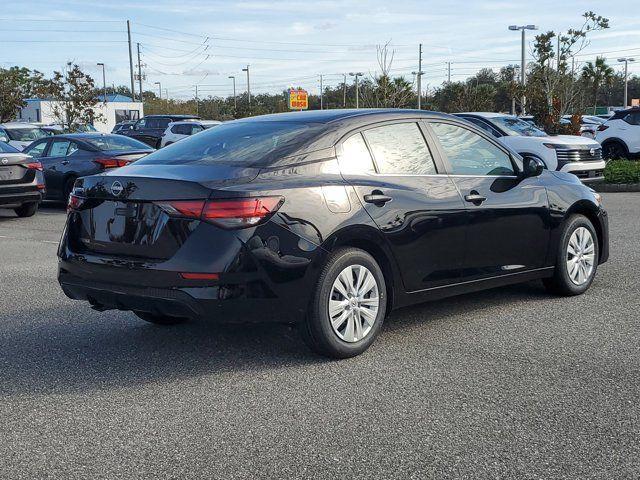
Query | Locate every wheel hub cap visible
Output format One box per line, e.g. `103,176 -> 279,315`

328,264 -> 380,343
566,227 -> 595,286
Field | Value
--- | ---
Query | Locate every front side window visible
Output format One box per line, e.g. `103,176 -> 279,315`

191,125 -> 204,135
25,140 -> 48,158
363,122 -> 437,175
49,140 -> 71,157
430,122 -> 515,176
339,133 -> 375,174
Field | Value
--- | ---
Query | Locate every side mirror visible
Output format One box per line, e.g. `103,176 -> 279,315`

523,156 -> 545,178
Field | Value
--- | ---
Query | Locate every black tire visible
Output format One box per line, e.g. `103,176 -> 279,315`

602,140 -> 628,160
14,202 -> 38,218
300,247 -> 387,359
134,311 -> 187,325
543,214 -> 599,296
63,177 -> 76,203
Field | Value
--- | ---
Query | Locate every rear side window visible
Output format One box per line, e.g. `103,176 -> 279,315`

623,112 -> 640,125
430,122 -> 515,176
339,133 -> 375,174
136,121 -> 324,167
25,140 -> 48,158
363,122 -> 437,175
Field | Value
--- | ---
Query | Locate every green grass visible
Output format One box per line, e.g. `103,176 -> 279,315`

604,159 -> 640,184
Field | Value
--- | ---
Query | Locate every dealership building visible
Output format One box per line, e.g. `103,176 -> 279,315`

17,94 -> 143,133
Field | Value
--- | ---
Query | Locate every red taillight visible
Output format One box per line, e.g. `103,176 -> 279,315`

95,158 -> 132,169
179,272 -> 219,280
26,161 -> 43,171
156,196 -> 284,229
597,125 -> 609,132
67,193 -> 85,212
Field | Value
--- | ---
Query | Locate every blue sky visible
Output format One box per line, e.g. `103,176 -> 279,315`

2,0 -> 639,99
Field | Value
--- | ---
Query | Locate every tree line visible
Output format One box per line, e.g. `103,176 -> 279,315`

1,11 -> 634,133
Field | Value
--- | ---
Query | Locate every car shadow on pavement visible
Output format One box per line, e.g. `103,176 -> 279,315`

0,282 -> 553,396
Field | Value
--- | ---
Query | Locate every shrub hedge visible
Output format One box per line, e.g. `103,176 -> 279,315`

604,160 -> 640,184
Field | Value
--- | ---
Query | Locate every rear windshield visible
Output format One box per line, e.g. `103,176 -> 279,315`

6,127 -> 48,142
0,141 -> 20,153
84,135 -> 151,151
136,121 -> 323,167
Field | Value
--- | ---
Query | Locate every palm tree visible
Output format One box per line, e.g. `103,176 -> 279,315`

582,57 -> 615,114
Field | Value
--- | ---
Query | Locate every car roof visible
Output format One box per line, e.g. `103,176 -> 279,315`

144,114 -> 200,119
232,108 -> 454,125
454,112 -> 513,119
0,122 -> 42,129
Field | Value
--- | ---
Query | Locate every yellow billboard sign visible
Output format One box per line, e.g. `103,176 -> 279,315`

288,89 -> 309,110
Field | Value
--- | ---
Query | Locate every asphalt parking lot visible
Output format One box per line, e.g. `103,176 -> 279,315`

1,194 -> 638,479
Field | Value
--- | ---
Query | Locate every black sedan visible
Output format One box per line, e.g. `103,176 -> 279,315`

57,110 -> 609,358
23,133 -> 153,201
0,141 -> 45,217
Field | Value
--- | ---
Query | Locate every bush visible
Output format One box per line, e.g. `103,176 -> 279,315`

604,159 -> 640,184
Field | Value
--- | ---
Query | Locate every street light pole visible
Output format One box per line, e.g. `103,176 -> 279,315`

349,72 -> 363,108
319,74 -> 323,110
96,63 -> 106,103
618,58 -> 636,108
228,75 -> 237,111
154,81 -> 161,100
242,65 -> 251,106
509,24 -> 538,115
342,73 -> 347,108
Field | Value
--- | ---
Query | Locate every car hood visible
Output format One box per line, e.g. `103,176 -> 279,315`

542,135 -> 600,147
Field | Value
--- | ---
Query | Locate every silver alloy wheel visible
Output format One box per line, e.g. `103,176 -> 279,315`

328,264 -> 380,343
566,226 -> 596,285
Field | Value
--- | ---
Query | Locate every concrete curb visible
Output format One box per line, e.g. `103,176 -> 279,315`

590,182 -> 640,193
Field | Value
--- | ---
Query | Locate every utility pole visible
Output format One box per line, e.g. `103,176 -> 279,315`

342,73 -> 347,107
319,74 -> 323,110
349,72 -> 363,108
447,61 -> 451,83
228,75 -> 237,110
127,20 -> 135,101
412,43 -> 424,109
618,58 -> 636,108
195,85 -> 199,115
154,81 -> 161,100
96,63 -> 106,103
509,24 -> 538,115
242,65 -> 251,106
136,43 -> 143,101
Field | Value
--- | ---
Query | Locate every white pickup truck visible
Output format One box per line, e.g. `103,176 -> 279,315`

455,112 -> 606,182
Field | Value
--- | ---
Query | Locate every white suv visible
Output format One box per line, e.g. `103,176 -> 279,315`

160,120 -> 221,148
455,113 -> 605,182
0,123 -> 49,151
595,108 -> 640,159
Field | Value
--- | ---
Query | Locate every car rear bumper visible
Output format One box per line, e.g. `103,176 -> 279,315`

0,189 -> 43,207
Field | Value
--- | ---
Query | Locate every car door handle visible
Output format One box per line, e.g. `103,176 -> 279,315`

464,192 -> 487,204
61,160 -> 69,165
364,192 -> 392,206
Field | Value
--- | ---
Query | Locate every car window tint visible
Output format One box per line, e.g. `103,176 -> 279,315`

430,122 -> 515,176
67,142 -> 79,156
191,125 -> 204,134
25,141 -> 47,158
363,123 -> 437,175
339,133 -> 375,174
145,118 -> 159,129
464,117 -> 500,138
170,125 -> 180,134
49,140 -> 71,157
623,112 -> 640,125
